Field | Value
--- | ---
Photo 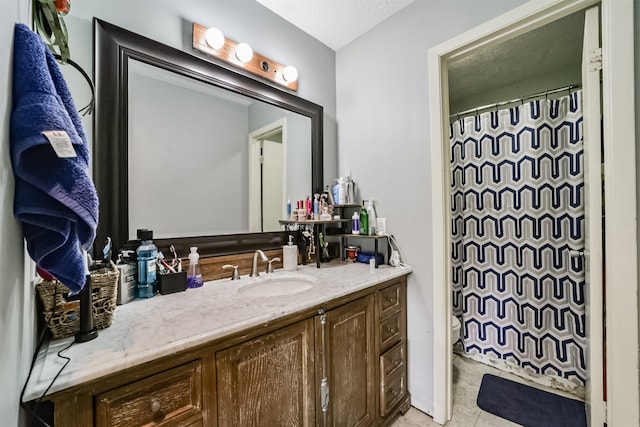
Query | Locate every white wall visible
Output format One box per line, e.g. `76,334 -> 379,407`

1,1 -> 37,426
635,0 -> 640,402
335,0 -> 526,414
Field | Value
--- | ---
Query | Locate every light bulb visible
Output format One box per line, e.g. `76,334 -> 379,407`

204,28 -> 225,50
235,43 -> 253,63
282,65 -> 298,83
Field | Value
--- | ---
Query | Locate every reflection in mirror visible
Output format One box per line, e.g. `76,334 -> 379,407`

93,18 -> 323,257
127,60 -> 311,239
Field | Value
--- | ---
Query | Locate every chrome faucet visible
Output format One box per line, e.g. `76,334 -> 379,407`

250,250 -> 269,277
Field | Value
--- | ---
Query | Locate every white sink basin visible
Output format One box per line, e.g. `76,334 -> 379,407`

237,274 -> 317,297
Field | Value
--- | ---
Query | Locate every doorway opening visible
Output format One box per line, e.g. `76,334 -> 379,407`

428,0 -> 637,425
249,118 -> 287,232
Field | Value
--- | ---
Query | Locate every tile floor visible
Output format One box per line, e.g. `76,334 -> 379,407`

391,353 -> 580,426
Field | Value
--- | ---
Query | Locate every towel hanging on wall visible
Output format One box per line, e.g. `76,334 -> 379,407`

10,23 -> 99,294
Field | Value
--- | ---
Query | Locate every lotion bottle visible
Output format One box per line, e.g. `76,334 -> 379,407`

187,247 -> 203,288
283,235 -> 298,271
352,211 -> 360,234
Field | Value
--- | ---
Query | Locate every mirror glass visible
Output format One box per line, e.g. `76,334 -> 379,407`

127,60 -> 311,239
93,18 -> 323,256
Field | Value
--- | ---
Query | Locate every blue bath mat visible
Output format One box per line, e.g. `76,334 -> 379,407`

476,374 -> 586,427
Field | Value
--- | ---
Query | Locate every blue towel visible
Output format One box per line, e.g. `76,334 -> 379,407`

10,23 -> 99,294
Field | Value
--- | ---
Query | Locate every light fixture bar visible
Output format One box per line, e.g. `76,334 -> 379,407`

192,23 -> 298,91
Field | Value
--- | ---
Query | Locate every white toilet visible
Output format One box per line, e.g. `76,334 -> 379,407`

452,315 -> 461,344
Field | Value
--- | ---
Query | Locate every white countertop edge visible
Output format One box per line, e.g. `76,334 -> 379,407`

23,262 -> 411,401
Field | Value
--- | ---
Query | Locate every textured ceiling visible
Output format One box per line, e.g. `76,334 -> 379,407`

256,0 -> 415,50
448,10 -> 585,111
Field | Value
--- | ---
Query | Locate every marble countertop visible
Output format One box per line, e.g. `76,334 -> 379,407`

23,261 -> 411,402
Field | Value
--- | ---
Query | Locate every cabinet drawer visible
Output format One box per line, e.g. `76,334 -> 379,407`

377,282 -> 402,318
380,342 -> 405,379
380,368 -> 407,417
95,360 -> 202,427
379,311 -> 402,352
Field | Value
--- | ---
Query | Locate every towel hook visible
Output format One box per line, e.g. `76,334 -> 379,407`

53,54 -> 95,116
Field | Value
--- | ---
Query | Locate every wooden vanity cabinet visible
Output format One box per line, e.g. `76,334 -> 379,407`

316,294 -> 376,427
377,280 -> 410,424
48,276 -> 409,426
215,318 -> 316,426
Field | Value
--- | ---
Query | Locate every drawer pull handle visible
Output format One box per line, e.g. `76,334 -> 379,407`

386,326 -> 397,333
390,389 -> 398,396
386,297 -> 396,303
393,359 -> 400,366
150,399 -> 162,414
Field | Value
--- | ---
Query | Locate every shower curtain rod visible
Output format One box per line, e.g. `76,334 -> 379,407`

450,83 -> 582,119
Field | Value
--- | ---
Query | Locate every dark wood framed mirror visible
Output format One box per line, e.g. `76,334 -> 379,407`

93,18 -> 323,257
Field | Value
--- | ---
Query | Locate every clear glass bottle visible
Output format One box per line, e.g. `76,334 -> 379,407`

187,247 -> 204,288
136,229 -> 158,298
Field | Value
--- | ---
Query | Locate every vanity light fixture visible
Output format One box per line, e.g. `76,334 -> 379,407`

282,65 -> 298,83
204,27 -> 225,50
192,22 -> 298,91
235,42 -> 254,63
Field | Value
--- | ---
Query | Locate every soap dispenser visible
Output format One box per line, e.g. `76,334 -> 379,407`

283,235 -> 298,271
187,247 -> 203,288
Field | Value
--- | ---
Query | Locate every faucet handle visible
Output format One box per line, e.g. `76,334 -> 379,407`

222,264 -> 240,280
266,257 -> 281,273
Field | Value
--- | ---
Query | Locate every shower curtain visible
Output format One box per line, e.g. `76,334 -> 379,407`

450,90 -> 586,387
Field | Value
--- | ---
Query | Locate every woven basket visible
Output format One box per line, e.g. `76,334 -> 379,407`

35,261 -> 119,339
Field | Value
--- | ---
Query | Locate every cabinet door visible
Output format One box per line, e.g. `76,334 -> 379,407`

317,295 -> 375,427
216,318 -> 316,427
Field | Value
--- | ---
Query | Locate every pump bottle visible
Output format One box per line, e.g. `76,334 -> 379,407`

187,247 -> 204,288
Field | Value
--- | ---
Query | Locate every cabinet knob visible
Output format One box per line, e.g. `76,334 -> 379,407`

150,399 -> 162,414
386,297 -> 396,304
386,326 -> 397,334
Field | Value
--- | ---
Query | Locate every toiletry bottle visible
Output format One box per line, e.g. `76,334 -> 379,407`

313,194 -> 320,219
287,198 -> 292,219
332,180 -> 340,205
320,206 -> 332,221
187,247 -> 204,288
136,229 -> 158,298
338,177 -> 347,204
352,211 -> 360,234
367,199 -> 377,235
283,235 -> 298,271
116,250 -> 137,304
360,201 -> 369,235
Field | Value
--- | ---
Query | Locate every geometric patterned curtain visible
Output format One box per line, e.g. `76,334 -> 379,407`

450,90 -> 586,387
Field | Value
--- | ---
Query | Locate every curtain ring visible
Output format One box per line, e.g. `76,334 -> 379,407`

456,112 -> 461,122
568,84 -> 572,95
520,96 -> 524,106
475,108 -> 479,117
495,102 -> 499,111
545,89 -> 549,100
